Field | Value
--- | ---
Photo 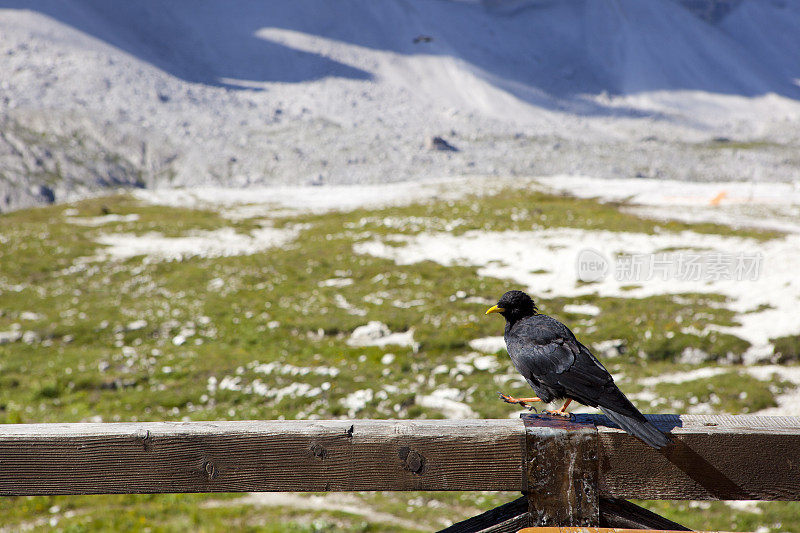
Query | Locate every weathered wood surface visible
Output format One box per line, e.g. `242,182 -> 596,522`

519,529 -> 731,533
587,414 -> 800,500
0,419 -> 525,495
598,498 -> 690,530
438,495 -> 530,533
0,415 -> 799,499
523,415 -> 599,526
438,496 -> 691,533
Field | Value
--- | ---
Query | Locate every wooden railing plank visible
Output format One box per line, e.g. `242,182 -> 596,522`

587,414 -> 800,500
1,415 -> 799,499
0,419 -> 526,495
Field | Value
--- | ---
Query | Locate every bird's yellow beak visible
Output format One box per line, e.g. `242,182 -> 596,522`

485,305 -> 504,315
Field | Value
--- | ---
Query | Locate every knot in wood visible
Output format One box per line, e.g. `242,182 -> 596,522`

134,429 -> 150,450
398,447 -> 426,474
204,461 -> 217,480
309,442 -> 327,460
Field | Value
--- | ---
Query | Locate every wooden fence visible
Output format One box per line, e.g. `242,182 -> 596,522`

1,414 -> 799,531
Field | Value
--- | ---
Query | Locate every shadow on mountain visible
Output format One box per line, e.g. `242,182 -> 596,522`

4,0 -> 799,109
2,0 -> 372,88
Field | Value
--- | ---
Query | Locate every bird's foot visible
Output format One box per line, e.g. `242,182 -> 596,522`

543,409 -> 573,419
497,392 -> 542,410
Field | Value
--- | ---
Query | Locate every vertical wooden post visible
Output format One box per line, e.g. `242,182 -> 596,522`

522,414 -> 599,526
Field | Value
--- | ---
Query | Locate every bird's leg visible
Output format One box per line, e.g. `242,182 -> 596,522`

498,392 -> 542,410
545,398 -> 573,418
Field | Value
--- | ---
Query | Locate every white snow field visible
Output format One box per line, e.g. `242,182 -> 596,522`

93,172 -> 800,368
1,0 -> 799,210
355,225 -> 800,360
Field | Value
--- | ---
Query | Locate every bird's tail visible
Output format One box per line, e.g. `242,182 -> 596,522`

600,408 -> 671,449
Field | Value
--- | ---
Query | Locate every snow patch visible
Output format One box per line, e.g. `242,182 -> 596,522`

251,361 -> 340,378
341,389 -> 374,416
89,227 -> 297,262
347,321 -> 418,351
318,277 -> 354,288
592,339 -> 627,359
134,179 -> 492,216
635,364 -> 800,417
468,336 -> 506,354
540,175 -> 800,234
417,388 -> 478,419
225,493 -> 425,531
333,294 -> 367,316
66,214 -> 140,226
562,303 -> 601,316
354,226 -> 800,350
126,319 -> 147,331
746,365 -> 800,416
472,355 -> 500,372
639,367 -> 729,387
724,500 -> 763,515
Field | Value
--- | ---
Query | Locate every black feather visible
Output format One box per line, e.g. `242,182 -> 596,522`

492,290 -> 671,450
601,408 -> 672,449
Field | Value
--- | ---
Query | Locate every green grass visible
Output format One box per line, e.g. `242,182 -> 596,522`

0,186 -> 797,531
280,186 -> 782,241
543,293 -> 751,364
647,370 -> 784,414
701,139 -> 781,151
639,500 -> 800,532
0,494 -> 420,533
772,334 -> 800,363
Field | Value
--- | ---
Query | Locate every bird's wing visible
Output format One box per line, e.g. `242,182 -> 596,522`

508,316 -> 645,414
551,341 -> 617,407
542,339 -> 651,426
566,342 -> 670,448
505,320 -> 576,380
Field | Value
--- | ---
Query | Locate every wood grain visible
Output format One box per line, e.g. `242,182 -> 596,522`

1,415 -> 799,499
587,414 -> 800,500
438,495 -> 530,533
0,419 -> 526,495
599,498 -> 690,530
523,415 -> 599,526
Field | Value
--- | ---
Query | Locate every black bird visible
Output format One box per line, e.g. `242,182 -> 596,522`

486,290 -> 671,449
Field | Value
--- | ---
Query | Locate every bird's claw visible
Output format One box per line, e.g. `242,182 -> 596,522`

497,392 -> 523,406
544,410 -> 573,419
498,392 -> 539,411
497,392 -> 514,404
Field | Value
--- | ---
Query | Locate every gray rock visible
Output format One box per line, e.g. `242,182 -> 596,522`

592,339 -> 627,359
0,330 -> 22,344
678,347 -> 713,365
427,136 -> 459,152
22,330 -> 40,344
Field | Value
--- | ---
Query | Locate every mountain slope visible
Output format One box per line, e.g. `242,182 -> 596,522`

1,0 -> 799,210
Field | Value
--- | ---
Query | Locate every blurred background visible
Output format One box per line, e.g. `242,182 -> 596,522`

1,0 -> 799,531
